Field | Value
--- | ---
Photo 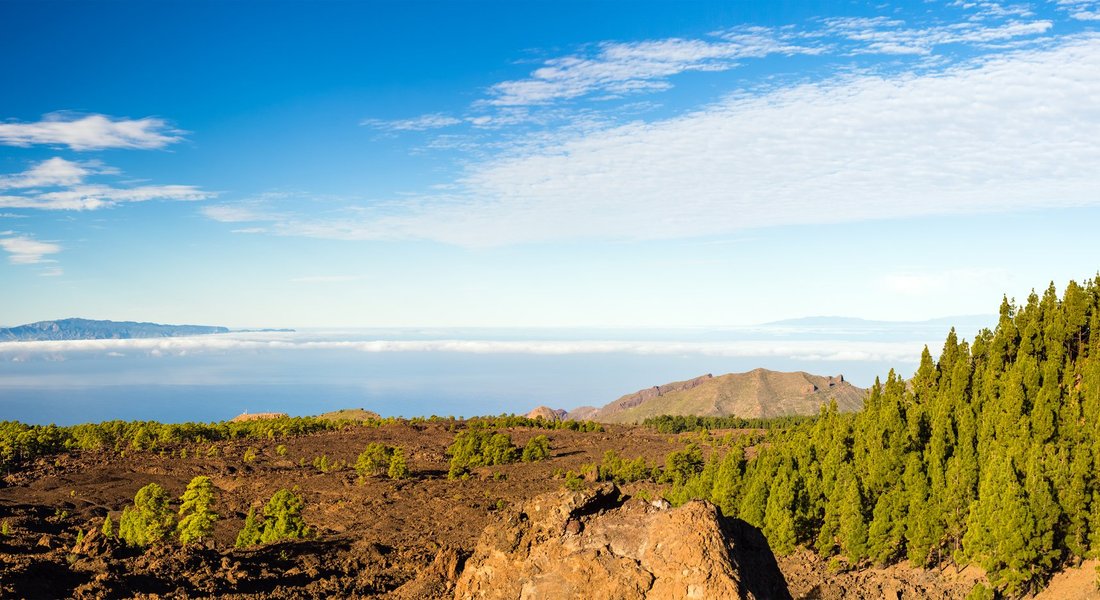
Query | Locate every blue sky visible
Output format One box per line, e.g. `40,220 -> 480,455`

2,0 -> 1099,328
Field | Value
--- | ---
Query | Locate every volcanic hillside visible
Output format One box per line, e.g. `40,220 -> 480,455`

589,368 -> 866,424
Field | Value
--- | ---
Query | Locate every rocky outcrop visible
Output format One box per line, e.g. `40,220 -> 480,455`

454,483 -> 788,600
613,374 -> 714,410
525,406 -> 567,421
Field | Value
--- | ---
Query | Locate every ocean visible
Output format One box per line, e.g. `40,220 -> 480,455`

0,322 -> 987,425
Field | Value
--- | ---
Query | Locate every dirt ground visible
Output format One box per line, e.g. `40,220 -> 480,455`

0,421 -> 1041,599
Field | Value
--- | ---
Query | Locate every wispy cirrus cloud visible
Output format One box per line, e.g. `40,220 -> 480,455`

361,113 -> 463,132
211,34 -> 1100,246
0,157 -> 213,211
0,112 -> 184,150
1053,0 -> 1100,20
487,28 -> 819,106
364,3 -> 1055,131
822,15 -> 1052,55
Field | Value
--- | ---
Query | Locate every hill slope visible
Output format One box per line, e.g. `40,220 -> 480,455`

590,368 -> 866,423
0,318 -> 229,341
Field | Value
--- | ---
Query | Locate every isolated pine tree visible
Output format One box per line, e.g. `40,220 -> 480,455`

177,476 -> 218,544
521,435 -> 551,462
260,489 -> 310,543
387,447 -> 410,480
118,482 -> 175,547
235,507 -> 262,548
356,443 -> 395,480
101,514 -> 114,539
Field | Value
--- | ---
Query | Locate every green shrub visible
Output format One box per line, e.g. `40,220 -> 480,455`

563,471 -> 585,491
119,483 -> 175,547
662,444 -> 704,486
101,515 -> 113,538
447,430 -> 520,478
597,450 -> 657,483
521,435 -> 551,462
243,447 -> 258,463
964,583 -> 996,600
177,476 -> 218,545
312,454 -> 344,473
355,443 -> 394,479
275,444 -> 288,456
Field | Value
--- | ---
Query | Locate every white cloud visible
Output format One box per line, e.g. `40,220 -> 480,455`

0,235 -> 61,265
361,113 -> 463,131
201,204 -> 271,223
488,31 -> 819,106
823,16 -> 1052,55
210,35 -> 1100,246
6,184 -> 212,211
0,157 -> 213,210
0,113 -> 183,150
1053,0 -> 1100,20
0,333 -> 929,363
0,157 -> 110,189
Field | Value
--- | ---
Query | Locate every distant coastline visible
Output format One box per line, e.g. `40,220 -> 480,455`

0,318 -> 294,342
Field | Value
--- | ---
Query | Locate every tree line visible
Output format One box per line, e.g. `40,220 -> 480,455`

655,279 -> 1100,597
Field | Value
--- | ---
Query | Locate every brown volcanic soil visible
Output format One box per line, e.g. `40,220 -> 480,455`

0,422 -> 982,599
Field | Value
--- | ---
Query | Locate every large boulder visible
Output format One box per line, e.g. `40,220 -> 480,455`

455,483 -> 783,600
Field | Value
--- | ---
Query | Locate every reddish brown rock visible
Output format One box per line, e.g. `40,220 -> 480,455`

454,483 -> 762,600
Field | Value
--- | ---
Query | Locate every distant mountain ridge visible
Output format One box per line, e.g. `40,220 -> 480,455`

0,318 -> 230,341
577,368 -> 867,424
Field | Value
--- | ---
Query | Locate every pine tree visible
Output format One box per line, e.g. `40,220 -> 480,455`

260,489 -> 310,543
762,461 -> 802,554
710,446 -> 745,516
866,486 -> 906,565
355,443 -> 394,480
837,475 -> 867,562
235,507 -> 262,548
101,514 -> 114,539
521,435 -> 551,462
904,454 -> 936,566
963,452 -> 1038,595
177,476 -> 218,545
118,482 -> 175,547
387,447 -> 410,479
